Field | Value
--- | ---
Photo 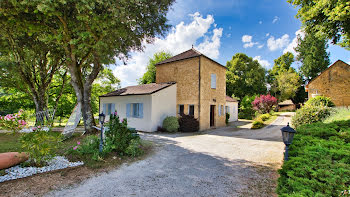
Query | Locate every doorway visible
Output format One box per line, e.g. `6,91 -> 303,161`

210,105 -> 215,127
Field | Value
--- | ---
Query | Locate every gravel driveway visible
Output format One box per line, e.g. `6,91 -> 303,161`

48,113 -> 293,197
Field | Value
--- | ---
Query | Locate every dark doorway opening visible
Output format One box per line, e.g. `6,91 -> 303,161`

210,105 -> 215,127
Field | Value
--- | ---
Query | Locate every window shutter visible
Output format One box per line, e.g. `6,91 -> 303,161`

126,103 -> 131,117
139,103 -> 143,118
228,106 -> 230,114
211,74 -> 216,89
111,104 -> 115,115
103,104 -> 107,115
218,105 -> 221,116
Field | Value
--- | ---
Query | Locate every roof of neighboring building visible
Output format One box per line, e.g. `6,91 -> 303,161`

278,99 -> 294,105
306,60 -> 349,89
226,95 -> 238,102
155,48 -> 227,69
100,82 -> 176,97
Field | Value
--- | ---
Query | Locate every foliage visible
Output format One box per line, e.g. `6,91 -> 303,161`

276,71 -> 301,101
259,114 -> 271,121
139,51 -> 172,84
291,105 -> 334,129
305,96 -> 335,107
0,87 -> 35,116
291,85 -> 307,104
252,95 -> 278,114
226,112 -> 230,124
238,95 -> 257,120
288,0 -> 350,50
125,138 -> 144,157
20,127 -> 63,166
179,115 -> 199,132
0,109 -> 27,133
324,107 -> 350,123
66,135 -> 102,161
226,53 -> 266,100
295,31 -> 330,82
162,116 -> 179,132
277,120 -> 350,196
104,114 -> 138,155
251,120 -> 264,129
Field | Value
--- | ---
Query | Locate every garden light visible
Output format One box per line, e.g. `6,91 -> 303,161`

281,123 -> 296,161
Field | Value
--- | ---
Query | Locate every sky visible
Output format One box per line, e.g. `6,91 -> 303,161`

112,0 -> 350,87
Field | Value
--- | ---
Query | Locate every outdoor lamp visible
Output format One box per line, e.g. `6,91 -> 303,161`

98,113 -> 105,152
281,123 -> 296,161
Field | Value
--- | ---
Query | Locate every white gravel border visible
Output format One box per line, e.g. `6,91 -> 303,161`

0,156 -> 83,183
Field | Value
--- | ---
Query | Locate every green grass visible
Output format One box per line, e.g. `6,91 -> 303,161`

0,133 -> 22,153
323,107 -> 350,123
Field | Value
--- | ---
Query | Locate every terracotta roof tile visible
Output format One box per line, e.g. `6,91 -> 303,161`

156,48 -> 201,65
100,82 -> 175,97
226,95 -> 238,102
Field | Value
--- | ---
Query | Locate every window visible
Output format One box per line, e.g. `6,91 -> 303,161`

211,74 -> 216,89
225,106 -> 230,114
102,103 -> 115,115
189,105 -> 195,116
218,104 -> 221,116
178,104 -> 184,115
126,103 -> 143,118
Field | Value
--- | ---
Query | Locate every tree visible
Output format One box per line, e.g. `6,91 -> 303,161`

0,0 -> 175,133
139,51 -> 172,84
295,31 -> 330,82
288,0 -> 350,50
276,71 -> 301,101
226,53 -> 266,100
252,94 -> 278,114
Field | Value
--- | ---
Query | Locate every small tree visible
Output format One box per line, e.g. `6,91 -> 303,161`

252,95 -> 278,114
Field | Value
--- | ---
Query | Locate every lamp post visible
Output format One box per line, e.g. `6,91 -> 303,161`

281,123 -> 296,161
98,113 -> 105,153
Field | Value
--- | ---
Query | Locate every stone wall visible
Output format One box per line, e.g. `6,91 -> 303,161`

307,60 -> 350,106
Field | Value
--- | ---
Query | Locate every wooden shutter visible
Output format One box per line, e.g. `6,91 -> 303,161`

126,103 -> 131,117
218,105 -> 221,116
111,104 -> 115,114
103,104 -> 107,115
139,103 -> 143,118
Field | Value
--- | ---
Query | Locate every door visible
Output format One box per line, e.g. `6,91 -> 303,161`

210,105 -> 215,127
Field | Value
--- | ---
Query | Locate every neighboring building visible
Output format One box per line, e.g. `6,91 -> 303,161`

278,99 -> 296,111
100,48 -> 234,132
156,48 -> 227,130
306,60 -> 350,106
99,83 -> 176,132
225,96 -> 238,122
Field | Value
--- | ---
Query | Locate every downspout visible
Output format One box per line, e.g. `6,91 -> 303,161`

198,56 -> 201,127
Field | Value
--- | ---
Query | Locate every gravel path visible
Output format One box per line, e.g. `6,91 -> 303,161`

48,113 -> 293,197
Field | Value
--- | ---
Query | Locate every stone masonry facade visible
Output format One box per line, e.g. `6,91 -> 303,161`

306,60 -> 350,106
156,51 -> 226,130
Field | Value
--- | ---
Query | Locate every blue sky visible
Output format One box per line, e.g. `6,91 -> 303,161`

114,0 -> 350,87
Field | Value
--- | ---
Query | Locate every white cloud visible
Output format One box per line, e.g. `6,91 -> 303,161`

226,33 -> 231,38
242,35 -> 252,43
259,21 -> 262,24
113,12 -> 223,87
253,56 -> 271,68
272,16 -> 280,24
283,29 -> 305,56
242,35 -> 258,48
266,33 -> 270,37
258,44 -> 264,49
267,34 -> 290,51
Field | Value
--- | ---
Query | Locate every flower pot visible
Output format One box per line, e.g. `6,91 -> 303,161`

0,152 -> 29,170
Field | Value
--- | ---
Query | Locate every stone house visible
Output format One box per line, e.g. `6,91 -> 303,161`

100,48 -> 238,132
306,60 -> 350,106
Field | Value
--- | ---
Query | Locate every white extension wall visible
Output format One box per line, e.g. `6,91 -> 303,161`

226,101 -> 238,122
99,84 -> 176,132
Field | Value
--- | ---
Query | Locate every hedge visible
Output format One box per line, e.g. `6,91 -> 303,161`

277,120 -> 350,196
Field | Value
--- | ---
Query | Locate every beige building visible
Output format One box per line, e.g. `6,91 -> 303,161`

156,48 -> 227,130
100,48 -> 237,132
306,60 -> 350,106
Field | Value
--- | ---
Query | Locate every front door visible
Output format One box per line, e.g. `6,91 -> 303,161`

210,105 -> 215,127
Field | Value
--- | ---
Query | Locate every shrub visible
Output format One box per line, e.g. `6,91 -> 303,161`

162,116 -> 179,132
323,107 -> 350,123
259,113 -> 270,121
251,120 -> 264,129
0,109 -> 27,133
20,127 -> 62,166
104,114 -> 137,155
277,120 -> 350,196
225,112 -> 230,124
252,94 -> 278,114
68,135 -> 102,161
238,95 -> 257,120
305,95 -> 335,107
157,126 -> 167,132
125,138 -> 144,157
179,115 -> 199,132
292,105 -> 334,129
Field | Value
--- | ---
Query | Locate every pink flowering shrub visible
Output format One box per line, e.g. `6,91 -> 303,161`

252,95 -> 278,114
0,109 -> 27,132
